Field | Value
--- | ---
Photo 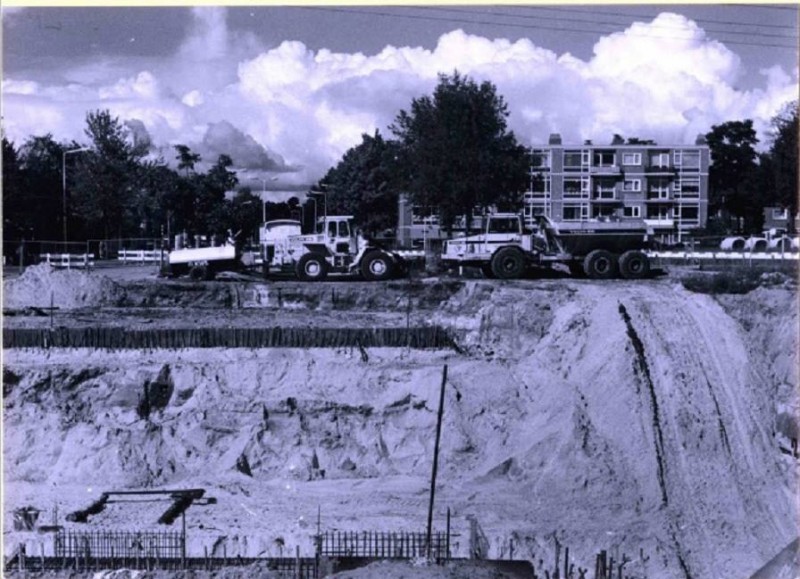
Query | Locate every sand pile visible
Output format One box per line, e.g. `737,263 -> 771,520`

3,264 -> 124,309
3,279 -> 797,578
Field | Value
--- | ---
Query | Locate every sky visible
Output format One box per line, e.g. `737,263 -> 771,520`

2,5 -> 798,189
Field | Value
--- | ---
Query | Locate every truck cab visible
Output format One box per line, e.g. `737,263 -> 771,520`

263,215 -> 404,281
442,214 -> 533,262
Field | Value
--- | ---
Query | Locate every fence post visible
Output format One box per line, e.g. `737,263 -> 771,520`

296,544 -> 301,579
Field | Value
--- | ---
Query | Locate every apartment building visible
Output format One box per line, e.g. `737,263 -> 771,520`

525,134 -> 709,240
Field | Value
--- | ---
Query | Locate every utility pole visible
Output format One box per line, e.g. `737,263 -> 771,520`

426,364 -> 447,559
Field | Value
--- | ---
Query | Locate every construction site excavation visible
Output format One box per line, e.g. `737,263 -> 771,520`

2,262 -> 798,579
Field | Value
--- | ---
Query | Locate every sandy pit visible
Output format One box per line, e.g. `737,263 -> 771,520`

2,264 -> 798,578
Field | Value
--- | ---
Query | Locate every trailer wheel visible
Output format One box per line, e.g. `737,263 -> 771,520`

297,253 -> 329,281
583,249 -> 617,279
491,247 -> 526,279
619,250 -> 650,279
189,265 -> 214,281
361,251 -> 394,281
480,264 -> 496,279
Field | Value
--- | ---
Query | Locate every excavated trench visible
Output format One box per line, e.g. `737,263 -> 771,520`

3,266 -> 798,578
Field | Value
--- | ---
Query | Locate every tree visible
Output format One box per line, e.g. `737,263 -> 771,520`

705,120 -> 760,232
769,101 -> 798,231
15,134 -> 66,240
174,145 -> 201,176
391,72 -> 530,233
194,154 -> 238,239
321,131 -> 402,235
227,188 -> 263,249
70,110 -> 147,239
2,137 -> 29,240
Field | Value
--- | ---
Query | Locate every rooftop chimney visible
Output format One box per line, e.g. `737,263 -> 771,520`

548,133 -> 562,145
695,134 -> 708,145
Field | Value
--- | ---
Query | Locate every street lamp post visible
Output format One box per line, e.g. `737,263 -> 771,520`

62,147 -> 91,243
252,176 -> 278,223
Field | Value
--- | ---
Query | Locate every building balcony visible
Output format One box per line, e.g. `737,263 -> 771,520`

591,165 -> 622,175
645,166 -> 677,175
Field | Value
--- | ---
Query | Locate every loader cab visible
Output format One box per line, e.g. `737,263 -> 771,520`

486,214 -> 524,235
316,215 -> 357,254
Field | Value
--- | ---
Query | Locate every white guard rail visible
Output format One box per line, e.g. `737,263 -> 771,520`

648,250 -> 798,261
118,249 -> 162,263
40,253 -> 95,269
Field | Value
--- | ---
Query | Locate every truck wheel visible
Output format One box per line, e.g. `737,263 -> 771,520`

583,250 -> 617,279
480,264 -> 496,279
619,250 -> 650,279
491,247 -> 526,279
297,253 -> 329,281
361,251 -> 394,281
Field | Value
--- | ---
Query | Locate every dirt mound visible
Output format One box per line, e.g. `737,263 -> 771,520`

3,264 -> 124,309
3,279 -> 797,579
328,559 -> 526,578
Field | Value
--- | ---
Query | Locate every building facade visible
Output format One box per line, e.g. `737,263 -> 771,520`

525,134 -> 710,240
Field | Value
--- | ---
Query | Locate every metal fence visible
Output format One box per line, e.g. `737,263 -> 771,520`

3,326 -> 457,350
55,529 -> 184,560
319,530 -> 450,560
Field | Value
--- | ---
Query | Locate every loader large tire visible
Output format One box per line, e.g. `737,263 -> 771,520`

297,253 -> 329,281
491,247 -> 526,279
583,249 -> 617,279
361,251 -> 394,281
618,250 -> 650,280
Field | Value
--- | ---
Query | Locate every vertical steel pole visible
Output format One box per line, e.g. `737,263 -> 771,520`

426,364 -> 447,559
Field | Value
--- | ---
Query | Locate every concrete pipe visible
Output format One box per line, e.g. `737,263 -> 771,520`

720,237 -> 746,251
744,237 -> 768,252
768,237 -> 793,252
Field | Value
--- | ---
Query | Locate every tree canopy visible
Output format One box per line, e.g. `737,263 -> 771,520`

769,101 -> 798,230
391,72 -> 530,232
705,120 -> 761,232
320,131 -> 402,236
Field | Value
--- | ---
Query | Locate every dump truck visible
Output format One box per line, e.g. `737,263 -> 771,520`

261,215 -> 406,281
442,213 -> 671,279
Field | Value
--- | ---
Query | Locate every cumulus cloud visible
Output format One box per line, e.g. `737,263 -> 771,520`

200,120 -> 291,172
124,119 -> 153,152
2,8 -> 797,184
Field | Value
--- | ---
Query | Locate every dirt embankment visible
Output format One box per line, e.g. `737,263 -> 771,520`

2,267 -> 798,578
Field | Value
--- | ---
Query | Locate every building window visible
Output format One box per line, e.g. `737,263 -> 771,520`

623,205 -> 641,218
648,178 -> 671,199
563,204 -> 588,221
592,205 -> 615,219
594,179 -> 616,199
679,206 -> 700,224
622,152 -> 641,165
772,208 -> 788,219
411,206 -> 439,225
649,152 -> 670,168
564,150 -> 586,171
593,150 -> 616,167
674,150 -> 700,171
623,179 -> 641,192
564,177 -> 589,197
647,205 -> 672,220
673,177 -> 700,198
530,174 -> 551,196
531,149 -> 551,169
